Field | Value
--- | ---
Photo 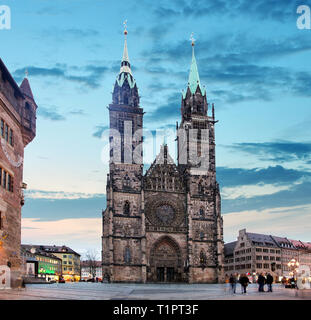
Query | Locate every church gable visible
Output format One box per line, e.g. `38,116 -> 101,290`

144,144 -> 185,193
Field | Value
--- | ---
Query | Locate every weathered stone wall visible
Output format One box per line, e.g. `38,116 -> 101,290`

0,66 -> 36,288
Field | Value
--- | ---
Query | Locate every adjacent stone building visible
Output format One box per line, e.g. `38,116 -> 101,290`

102,31 -> 224,283
0,58 -> 37,288
224,229 -> 311,281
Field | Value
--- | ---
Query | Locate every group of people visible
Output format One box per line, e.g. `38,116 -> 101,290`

227,272 -> 274,294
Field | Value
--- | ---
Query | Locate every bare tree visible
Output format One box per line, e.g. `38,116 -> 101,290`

83,249 -> 99,279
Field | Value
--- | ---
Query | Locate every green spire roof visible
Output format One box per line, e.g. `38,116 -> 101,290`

183,44 -> 206,99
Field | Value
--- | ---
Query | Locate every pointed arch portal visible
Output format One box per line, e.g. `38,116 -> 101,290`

149,236 -> 183,282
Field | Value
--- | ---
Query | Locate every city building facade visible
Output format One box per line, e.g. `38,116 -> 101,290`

102,31 -> 224,283
0,58 -> 37,288
21,245 -> 62,281
22,244 -> 81,282
224,229 -> 311,281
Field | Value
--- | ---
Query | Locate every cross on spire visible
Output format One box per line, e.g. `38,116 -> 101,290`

190,32 -> 195,46
123,19 -> 128,35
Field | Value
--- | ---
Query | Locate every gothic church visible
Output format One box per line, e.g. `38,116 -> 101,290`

102,29 -> 224,283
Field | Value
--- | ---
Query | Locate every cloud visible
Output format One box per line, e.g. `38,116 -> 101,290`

153,0 -> 304,22
140,32 -> 311,103
223,204 -> 311,243
222,180 -> 311,213
23,192 -> 106,221
217,165 -> 311,187
38,106 -> 66,121
145,93 -> 181,122
92,124 -> 109,138
25,190 -> 104,200
68,109 -> 87,116
229,141 -> 311,163
13,64 -> 110,89
222,184 -> 291,200
22,218 -> 102,254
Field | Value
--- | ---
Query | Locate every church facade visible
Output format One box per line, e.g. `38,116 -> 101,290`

102,31 -> 224,283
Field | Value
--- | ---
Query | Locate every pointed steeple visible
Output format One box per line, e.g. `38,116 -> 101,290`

120,26 -> 132,76
112,22 -> 139,107
20,77 -> 34,100
183,34 -> 206,98
188,44 -> 201,93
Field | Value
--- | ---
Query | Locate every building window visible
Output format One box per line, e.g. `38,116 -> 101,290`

9,129 -> 13,146
123,201 -> 130,215
199,208 -> 204,218
0,119 -> 4,137
198,181 -> 204,194
4,124 -> 8,142
124,247 -> 131,264
256,256 -> 262,260
264,264 -> 270,269
0,212 -> 3,230
256,263 -> 262,268
8,174 -> 13,192
3,170 -> 7,189
123,174 -> 130,189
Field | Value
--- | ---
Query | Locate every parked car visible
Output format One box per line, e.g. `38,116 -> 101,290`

58,277 -> 65,283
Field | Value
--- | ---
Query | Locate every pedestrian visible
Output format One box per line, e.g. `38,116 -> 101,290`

266,273 -> 273,292
257,273 -> 266,292
290,277 -> 296,289
229,273 -> 237,294
281,276 -> 287,287
239,273 -> 249,294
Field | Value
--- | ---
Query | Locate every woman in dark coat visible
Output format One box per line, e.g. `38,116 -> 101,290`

239,274 -> 250,294
257,273 -> 266,292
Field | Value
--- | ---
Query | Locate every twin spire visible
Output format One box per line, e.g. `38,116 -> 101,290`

117,26 -> 205,97
185,33 -> 206,97
119,20 -> 132,76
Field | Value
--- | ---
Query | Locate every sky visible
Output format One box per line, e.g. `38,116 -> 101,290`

1,0 -> 311,257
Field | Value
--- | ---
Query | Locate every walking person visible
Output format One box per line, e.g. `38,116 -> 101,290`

229,273 -> 237,294
257,273 -> 266,292
281,276 -> 287,288
266,273 -> 273,292
239,273 -> 250,294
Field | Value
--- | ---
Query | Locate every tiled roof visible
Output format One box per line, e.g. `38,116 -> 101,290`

21,244 -> 62,260
224,241 -> 237,256
21,244 -> 80,256
20,78 -> 34,100
246,232 -> 277,247
0,58 -> 24,98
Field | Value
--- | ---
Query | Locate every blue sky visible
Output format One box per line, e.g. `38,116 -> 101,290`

1,0 -> 311,257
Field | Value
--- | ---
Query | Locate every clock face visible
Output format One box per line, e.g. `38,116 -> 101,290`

155,204 -> 175,225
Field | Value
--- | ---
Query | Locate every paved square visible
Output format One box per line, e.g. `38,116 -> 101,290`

0,283 -> 307,300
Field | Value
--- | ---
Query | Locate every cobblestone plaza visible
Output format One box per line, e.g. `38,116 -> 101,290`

0,283 -> 307,300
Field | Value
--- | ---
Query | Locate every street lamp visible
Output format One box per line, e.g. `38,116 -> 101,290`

288,258 -> 299,288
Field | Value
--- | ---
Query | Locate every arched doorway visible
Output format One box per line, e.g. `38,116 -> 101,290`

149,236 -> 182,282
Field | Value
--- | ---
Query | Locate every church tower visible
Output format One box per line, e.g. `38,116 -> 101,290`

177,38 -> 224,283
102,26 -> 146,282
